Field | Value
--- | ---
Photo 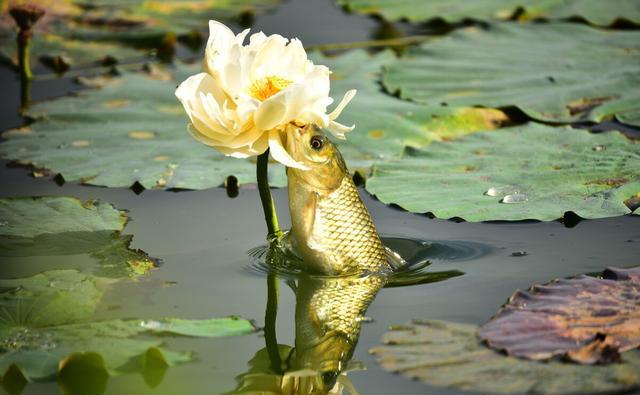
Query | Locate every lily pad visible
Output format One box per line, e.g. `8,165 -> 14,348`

0,269 -> 256,381
370,320 -> 640,394
0,196 -> 125,238
479,266 -> 640,364
0,51 -> 511,189
366,123 -> 640,221
0,197 -> 155,277
0,0 -> 282,70
382,23 -> 640,126
311,50 -> 510,172
337,0 -> 640,25
0,65 -> 286,189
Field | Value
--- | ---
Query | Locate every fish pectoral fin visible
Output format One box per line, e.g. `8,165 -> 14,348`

384,246 -> 407,270
301,192 -> 318,239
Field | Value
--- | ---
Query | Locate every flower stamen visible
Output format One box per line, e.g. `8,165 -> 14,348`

249,76 -> 292,101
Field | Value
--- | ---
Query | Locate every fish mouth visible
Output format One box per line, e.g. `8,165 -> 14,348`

285,123 -> 306,162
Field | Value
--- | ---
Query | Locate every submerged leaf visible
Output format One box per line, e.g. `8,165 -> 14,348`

371,320 -> 640,394
383,23 -> 640,125
0,269 -> 256,381
479,267 -> 640,364
366,123 -> 640,221
336,0 -> 640,25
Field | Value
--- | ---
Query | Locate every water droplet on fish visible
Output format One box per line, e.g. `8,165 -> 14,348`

485,185 -> 519,197
593,145 -> 606,151
500,194 -> 528,204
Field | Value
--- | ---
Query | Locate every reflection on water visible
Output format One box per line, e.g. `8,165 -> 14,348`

230,237 -> 472,394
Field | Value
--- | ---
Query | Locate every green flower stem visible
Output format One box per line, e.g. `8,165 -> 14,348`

256,148 -> 282,237
264,273 -> 283,374
17,29 -> 33,81
20,75 -> 31,113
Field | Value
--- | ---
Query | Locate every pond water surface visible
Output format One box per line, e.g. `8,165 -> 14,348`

1,0 -> 640,394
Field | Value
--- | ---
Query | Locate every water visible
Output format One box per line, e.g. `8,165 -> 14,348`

1,0 -> 640,394
500,193 -> 528,204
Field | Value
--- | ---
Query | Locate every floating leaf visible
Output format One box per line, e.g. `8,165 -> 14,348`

366,123 -> 640,221
0,0 -> 282,70
0,32 -> 143,73
479,267 -> 640,364
0,65 -> 286,189
311,50 -> 510,172
371,320 -> 640,394
0,51 -> 512,189
0,269 -> 256,381
337,0 -> 640,25
0,197 -> 155,277
0,196 -> 125,238
383,23 -> 640,126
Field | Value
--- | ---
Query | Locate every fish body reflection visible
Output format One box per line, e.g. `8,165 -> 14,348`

292,273 -> 385,390
226,270 -> 384,395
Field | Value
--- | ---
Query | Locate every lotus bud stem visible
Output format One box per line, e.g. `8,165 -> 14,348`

9,4 -> 45,82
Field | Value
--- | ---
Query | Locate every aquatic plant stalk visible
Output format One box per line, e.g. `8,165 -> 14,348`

256,149 -> 282,237
257,148 -> 283,372
17,29 -> 32,81
264,273 -> 283,374
10,4 -> 45,82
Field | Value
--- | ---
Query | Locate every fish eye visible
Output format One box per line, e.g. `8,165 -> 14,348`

310,135 -> 324,151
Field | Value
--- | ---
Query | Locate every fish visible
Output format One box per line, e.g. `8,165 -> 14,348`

285,124 -> 403,275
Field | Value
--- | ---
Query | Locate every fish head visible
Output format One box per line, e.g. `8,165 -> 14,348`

286,124 -> 347,191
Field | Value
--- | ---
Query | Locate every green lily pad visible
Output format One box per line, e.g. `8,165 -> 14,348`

382,23 -> 640,126
370,320 -> 640,394
337,0 -> 640,25
311,50 -> 510,172
0,197 -> 155,277
0,31 -> 143,73
0,65 -> 286,189
366,123 -> 640,221
0,196 -> 125,238
0,0 -> 282,71
0,269 -> 256,382
59,0 -> 281,43
0,51 -> 512,189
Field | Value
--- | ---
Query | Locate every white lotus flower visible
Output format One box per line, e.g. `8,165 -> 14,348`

175,20 -> 357,170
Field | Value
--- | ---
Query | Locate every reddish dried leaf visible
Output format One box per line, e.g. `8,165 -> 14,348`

479,267 -> 640,364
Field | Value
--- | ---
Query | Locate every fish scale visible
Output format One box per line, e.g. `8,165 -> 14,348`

312,176 -> 390,274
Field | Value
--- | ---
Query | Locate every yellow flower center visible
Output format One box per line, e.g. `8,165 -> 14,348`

249,76 -> 292,101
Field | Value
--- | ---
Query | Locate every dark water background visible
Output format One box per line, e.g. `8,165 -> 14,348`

1,0 -> 639,394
